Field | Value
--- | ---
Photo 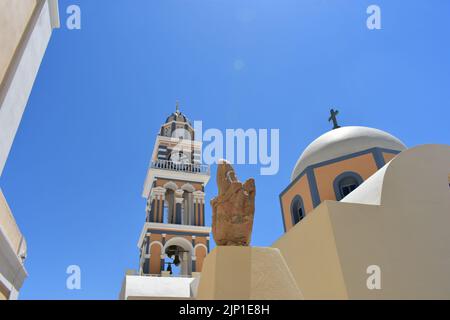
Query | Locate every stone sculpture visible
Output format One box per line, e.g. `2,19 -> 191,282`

211,160 -> 256,246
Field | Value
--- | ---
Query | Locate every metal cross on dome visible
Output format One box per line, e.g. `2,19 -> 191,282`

328,108 -> 341,130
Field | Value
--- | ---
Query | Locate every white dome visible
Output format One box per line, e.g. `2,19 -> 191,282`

290,126 -> 407,182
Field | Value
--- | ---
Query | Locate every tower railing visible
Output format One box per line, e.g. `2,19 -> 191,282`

150,159 -> 210,175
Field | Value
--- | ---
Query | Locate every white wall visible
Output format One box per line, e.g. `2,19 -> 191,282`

0,0 -> 58,176
120,275 -> 196,300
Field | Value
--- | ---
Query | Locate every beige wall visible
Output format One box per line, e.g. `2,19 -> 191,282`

0,281 -> 9,300
273,203 -> 348,299
0,189 -> 26,256
0,0 -> 38,88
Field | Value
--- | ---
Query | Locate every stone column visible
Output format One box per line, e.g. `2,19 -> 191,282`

191,255 -> 197,273
175,189 -> 184,224
191,236 -> 197,273
160,233 -> 167,273
193,191 -> 205,226
160,254 -> 165,273
201,201 -> 205,226
147,199 -> 155,222
175,198 -> 183,224
149,187 -> 166,223
184,192 -> 194,225
193,199 -> 198,225
167,191 -> 175,223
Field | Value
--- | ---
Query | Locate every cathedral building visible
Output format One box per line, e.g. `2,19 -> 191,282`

121,107 -> 450,300
271,112 -> 450,299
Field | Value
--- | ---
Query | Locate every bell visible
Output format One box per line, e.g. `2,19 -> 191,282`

173,254 -> 181,266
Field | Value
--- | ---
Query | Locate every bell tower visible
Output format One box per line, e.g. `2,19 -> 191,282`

138,103 -> 211,277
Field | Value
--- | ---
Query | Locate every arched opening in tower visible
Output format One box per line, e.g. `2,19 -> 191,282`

164,245 -> 191,276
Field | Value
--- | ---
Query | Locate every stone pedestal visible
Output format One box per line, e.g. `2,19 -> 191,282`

196,246 -> 303,300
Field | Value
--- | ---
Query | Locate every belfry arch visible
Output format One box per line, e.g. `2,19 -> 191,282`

163,237 -> 194,276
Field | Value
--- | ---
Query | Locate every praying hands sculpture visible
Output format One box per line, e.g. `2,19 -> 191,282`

211,160 -> 256,246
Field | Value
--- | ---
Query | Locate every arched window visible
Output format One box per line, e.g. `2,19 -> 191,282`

290,195 -> 305,225
333,172 -> 363,200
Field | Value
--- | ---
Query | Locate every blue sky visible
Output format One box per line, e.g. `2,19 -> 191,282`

1,0 -> 449,299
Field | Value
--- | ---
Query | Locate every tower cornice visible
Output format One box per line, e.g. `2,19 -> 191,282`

137,222 -> 211,248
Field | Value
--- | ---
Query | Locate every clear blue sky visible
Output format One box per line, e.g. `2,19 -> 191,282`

1,0 -> 449,299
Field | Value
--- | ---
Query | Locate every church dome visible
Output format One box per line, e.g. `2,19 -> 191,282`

290,126 -> 407,181
165,102 -> 191,125
165,111 -> 190,124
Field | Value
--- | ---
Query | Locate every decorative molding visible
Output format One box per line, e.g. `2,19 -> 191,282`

163,182 -> 178,191
307,169 -> 321,208
175,197 -> 184,204
181,183 -> 195,193
193,191 -> 205,204
149,241 -> 163,251
142,168 -> 210,198
150,187 -> 166,201
156,134 -> 202,147
137,222 -> 211,247
194,243 -> 208,255
372,149 -> 387,169
175,189 -> 184,197
143,222 -> 211,234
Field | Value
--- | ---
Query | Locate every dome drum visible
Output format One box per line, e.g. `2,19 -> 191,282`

280,126 -> 407,232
